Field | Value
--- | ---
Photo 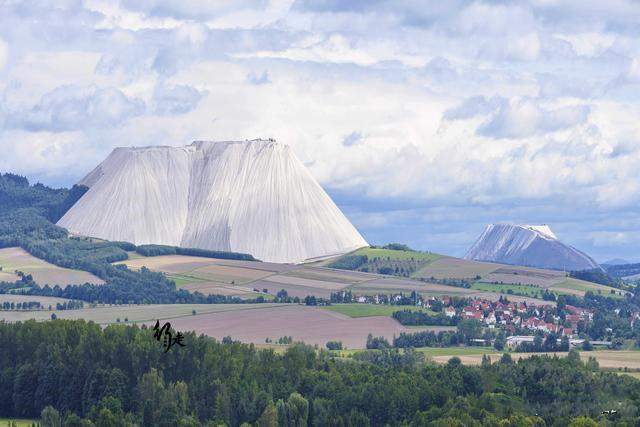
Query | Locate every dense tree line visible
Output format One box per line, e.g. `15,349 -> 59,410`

393,319 -> 486,349
135,244 -> 256,261
515,333 -> 571,353
392,310 -> 458,326
1,320 -> 639,426
569,268 -> 616,286
328,254 -> 368,270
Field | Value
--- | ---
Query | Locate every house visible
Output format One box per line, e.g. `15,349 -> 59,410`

506,336 -> 535,348
484,313 -> 497,325
445,306 -> 456,317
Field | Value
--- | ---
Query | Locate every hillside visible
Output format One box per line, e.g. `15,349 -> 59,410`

326,245 -> 624,299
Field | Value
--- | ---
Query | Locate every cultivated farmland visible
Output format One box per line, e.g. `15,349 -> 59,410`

158,304 -> 436,349
0,294 -> 74,307
0,247 -> 104,287
413,256 -> 504,280
116,253 -> 555,304
0,303 -> 281,324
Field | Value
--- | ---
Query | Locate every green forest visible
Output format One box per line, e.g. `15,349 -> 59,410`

1,320 -> 639,426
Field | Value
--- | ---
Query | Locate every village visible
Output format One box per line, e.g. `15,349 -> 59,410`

331,290 -> 640,349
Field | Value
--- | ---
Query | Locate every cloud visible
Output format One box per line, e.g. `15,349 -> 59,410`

152,84 -> 206,115
5,85 -> 145,132
342,131 -> 364,147
118,0 -> 269,20
292,0 -> 386,13
2,0 -> 640,261
246,70 -> 271,85
0,38 -> 8,71
443,96 -> 505,120
477,99 -> 590,139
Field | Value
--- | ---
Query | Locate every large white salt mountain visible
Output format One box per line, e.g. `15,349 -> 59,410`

465,224 -> 599,271
58,139 -> 367,263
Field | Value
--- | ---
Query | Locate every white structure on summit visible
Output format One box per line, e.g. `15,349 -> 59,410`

58,139 -> 368,263
465,223 -> 599,271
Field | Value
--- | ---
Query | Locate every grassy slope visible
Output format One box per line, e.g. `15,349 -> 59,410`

550,278 -> 623,297
0,247 -> 103,286
353,247 -> 442,262
470,282 -> 543,297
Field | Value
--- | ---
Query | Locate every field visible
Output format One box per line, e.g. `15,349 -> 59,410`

549,278 -> 625,298
338,346 -> 640,370
619,371 -> 640,379
0,303 -> 283,324
322,303 -> 435,318
413,256 -> 501,280
418,346 -> 499,357
412,255 -> 621,297
0,419 -> 37,427
429,350 -> 640,369
0,294 -> 73,307
159,305 -> 436,349
351,247 -> 442,262
0,302 -> 437,349
117,253 -> 536,302
471,282 -> 545,297
0,247 -> 103,287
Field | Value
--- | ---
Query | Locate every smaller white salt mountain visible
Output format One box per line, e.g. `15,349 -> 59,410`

57,139 -> 368,263
464,224 -> 599,271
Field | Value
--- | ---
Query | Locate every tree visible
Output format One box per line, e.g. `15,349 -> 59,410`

568,416 -> 598,427
13,363 -> 38,417
256,401 -> 278,427
457,319 -> 482,343
326,341 -> 343,350
494,331 -> 506,351
277,393 -> 309,427
41,405 -> 62,427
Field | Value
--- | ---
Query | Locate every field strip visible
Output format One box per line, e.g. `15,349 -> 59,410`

118,304 -> 298,325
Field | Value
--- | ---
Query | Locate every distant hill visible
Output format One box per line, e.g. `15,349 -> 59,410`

604,262 -> 640,279
465,224 -> 599,271
602,258 -> 631,266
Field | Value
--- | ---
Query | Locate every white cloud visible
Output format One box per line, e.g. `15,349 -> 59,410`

477,98 -> 590,139
152,84 -> 206,115
2,0 -> 640,259
0,38 -> 8,71
5,85 -> 145,132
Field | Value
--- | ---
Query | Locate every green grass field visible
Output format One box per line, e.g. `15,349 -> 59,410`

471,282 -> 543,297
0,419 -> 38,427
167,273 -> 204,286
415,346 -> 498,357
353,247 -> 441,262
550,278 -> 624,298
322,303 -> 434,318
333,346 -> 498,358
617,371 -> 640,379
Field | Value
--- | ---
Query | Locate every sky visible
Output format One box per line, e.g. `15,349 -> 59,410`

1,0 -> 640,262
